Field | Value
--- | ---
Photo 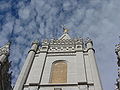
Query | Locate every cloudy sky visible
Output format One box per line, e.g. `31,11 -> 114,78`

0,0 -> 120,90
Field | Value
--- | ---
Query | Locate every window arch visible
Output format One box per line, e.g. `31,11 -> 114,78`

50,60 -> 67,83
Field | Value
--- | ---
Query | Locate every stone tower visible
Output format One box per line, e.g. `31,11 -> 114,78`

14,29 -> 103,90
0,43 -> 12,90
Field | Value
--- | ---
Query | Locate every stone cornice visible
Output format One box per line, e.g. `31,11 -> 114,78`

47,52 -> 76,56
0,43 -> 10,56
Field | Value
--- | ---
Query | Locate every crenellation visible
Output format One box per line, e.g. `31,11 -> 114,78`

38,37 -> 92,54
85,38 -> 93,46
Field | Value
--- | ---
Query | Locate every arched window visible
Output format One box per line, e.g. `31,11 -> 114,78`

50,60 -> 67,83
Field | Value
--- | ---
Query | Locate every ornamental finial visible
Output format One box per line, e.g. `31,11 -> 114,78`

61,25 -> 69,34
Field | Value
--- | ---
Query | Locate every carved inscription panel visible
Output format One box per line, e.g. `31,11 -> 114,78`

50,61 -> 67,83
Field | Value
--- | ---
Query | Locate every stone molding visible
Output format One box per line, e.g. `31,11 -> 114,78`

24,82 -> 94,87
47,52 -> 76,56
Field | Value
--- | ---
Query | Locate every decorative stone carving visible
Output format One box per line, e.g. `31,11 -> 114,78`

32,40 -> 39,45
75,38 -> 83,45
47,52 -> 76,56
115,68 -> 120,90
115,43 -> 120,90
115,44 -> 120,54
0,43 -> 10,56
42,39 -> 49,46
85,38 -> 93,46
115,44 -> 120,67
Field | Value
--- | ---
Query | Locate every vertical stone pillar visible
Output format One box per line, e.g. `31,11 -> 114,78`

13,40 -> 39,90
24,40 -> 49,90
115,44 -> 120,90
0,55 -> 8,90
0,42 -> 12,90
86,38 -> 103,90
115,44 -> 120,66
76,39 -> 86,83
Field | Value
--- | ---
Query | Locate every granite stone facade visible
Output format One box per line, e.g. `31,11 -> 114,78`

14,29 -> 103,90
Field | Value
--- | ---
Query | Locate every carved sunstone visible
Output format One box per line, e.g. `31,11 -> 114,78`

50,61 -> 67,83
